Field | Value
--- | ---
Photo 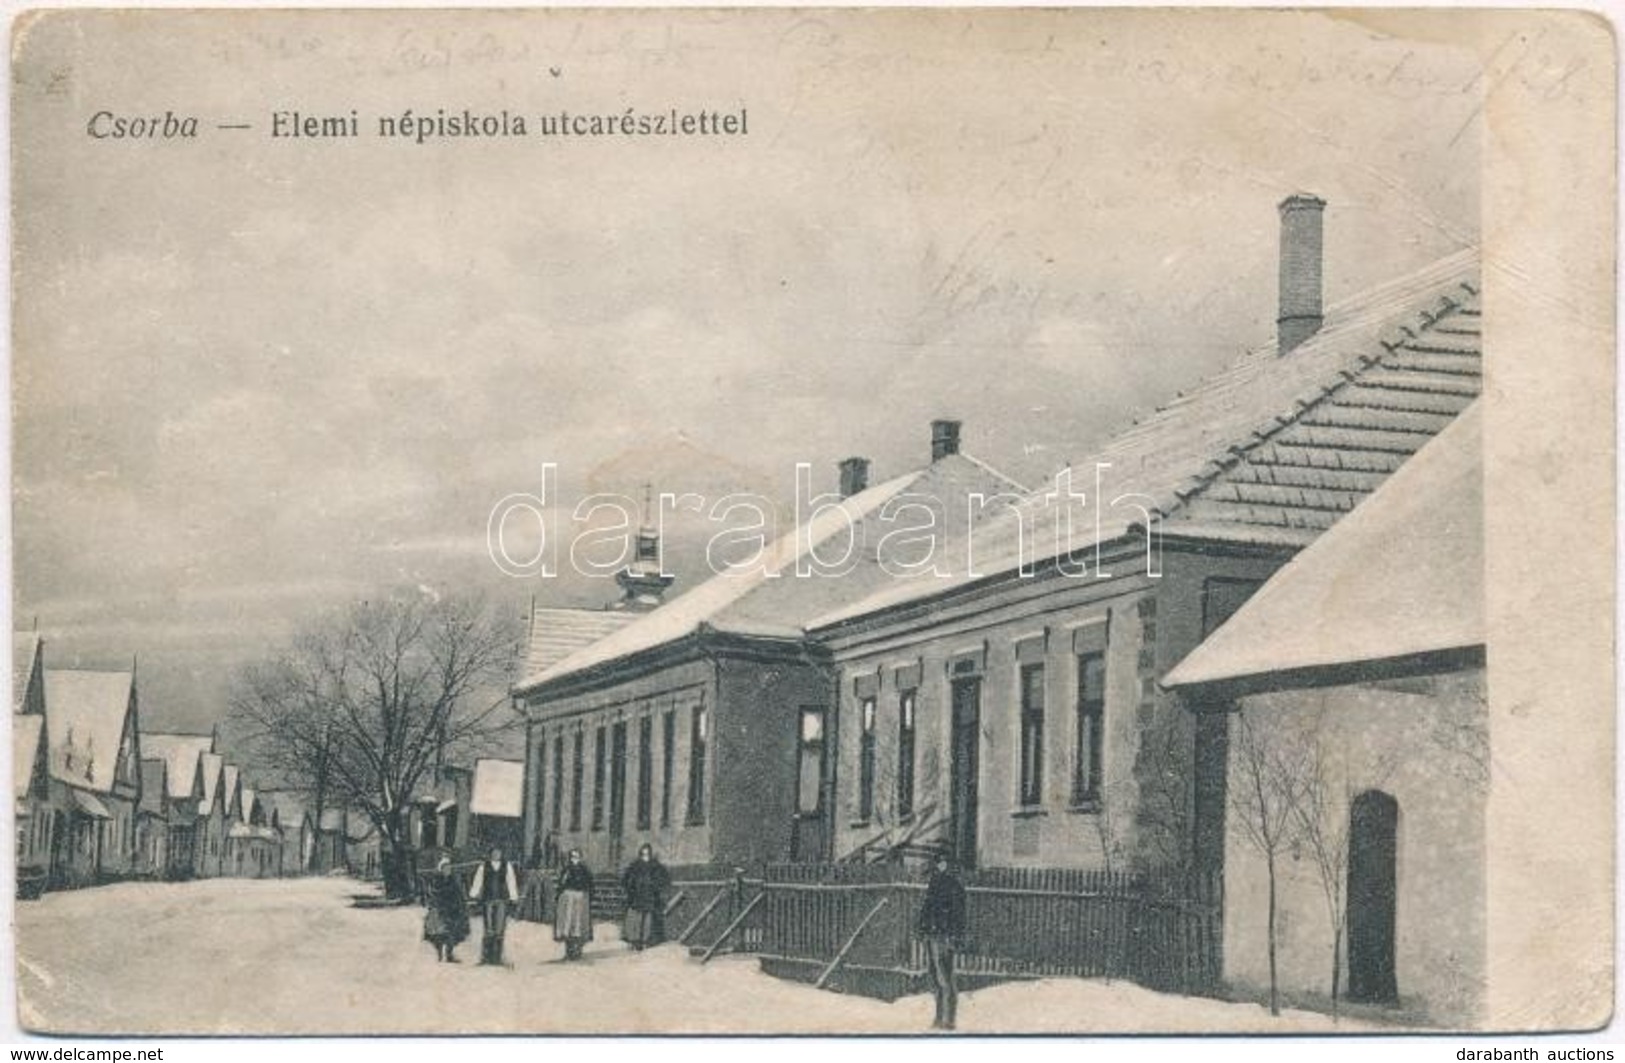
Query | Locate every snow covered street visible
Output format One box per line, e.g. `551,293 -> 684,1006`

16,876 -> 1383,1035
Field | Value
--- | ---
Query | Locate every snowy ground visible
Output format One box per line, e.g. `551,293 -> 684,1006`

15,876 -> 1387,1035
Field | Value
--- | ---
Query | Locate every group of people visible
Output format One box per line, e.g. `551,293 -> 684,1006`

419,843 -> 673,966
419,840 -> 971,1032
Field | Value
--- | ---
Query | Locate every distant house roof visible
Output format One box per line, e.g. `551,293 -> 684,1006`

69,788 -> 111,819
13,633 -> 40,714
44,669 -> 135,793
141,733 -> 213,801
138,758 -> 168,817
517,451 -> 1025,693
470,758 -> 524,818
1164,402 -> 1483,695
812,250 -> 1481,627
318,808 -> 347,832
14,714 -> 44,799
198,751 -> 225,814
241,786 -> 261,825
522,608 -> 638,682
222,765 -> 241,817
260,791 -> 310,831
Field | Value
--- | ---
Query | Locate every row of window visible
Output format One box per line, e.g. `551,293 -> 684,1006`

851,650 -> 1108,820
534,704 -> 709,838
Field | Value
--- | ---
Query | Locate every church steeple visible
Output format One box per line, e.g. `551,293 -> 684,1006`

615,484 -> 674,611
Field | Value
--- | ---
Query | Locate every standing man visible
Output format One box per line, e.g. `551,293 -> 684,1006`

916,849 -> 968,1031
469,846 -> 519,966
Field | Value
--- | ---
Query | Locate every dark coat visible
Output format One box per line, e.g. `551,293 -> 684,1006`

622,858 -> 671,913
916,868 -> 968,939
424,871 -> 470,944
558,862 -> 594,895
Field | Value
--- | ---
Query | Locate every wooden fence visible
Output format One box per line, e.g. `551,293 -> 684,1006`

678,863 -> 1221,1001
426,857 -> 1220,1002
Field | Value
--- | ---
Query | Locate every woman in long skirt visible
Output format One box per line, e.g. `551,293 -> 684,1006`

422,856 -> 470,963
621,844 -> 671,951
553,848 -> 595,961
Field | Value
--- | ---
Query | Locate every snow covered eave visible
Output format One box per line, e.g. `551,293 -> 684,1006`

1167,643 -> 1485,705
514,624 -> 828,707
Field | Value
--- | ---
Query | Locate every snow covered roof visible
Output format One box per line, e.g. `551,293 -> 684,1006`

470,757 -> 524,818
241,786 -> 261,824
45,669 -> 135,793
141,732 -> 213,800
521,608 -> 638,682
261,791 -> 310,830
138,759 -> 168,816
517,452 -> 1025,692
222,765 -> 241,816
14,714 -> 43,799
811,250 -> 1481,627
13,633 -> 40,714
197,752 -> 225,814
1164,402 -> 1483,692
69,788 -> 111,819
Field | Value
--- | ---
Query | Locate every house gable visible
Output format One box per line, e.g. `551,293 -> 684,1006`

113,692 -> 141,798
45,669 -> 137,795
13,634 -> 43,716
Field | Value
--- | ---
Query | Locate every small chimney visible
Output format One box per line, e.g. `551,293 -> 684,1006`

931,419 -> 961,462
1277,193 -> 1326,355
838,457 -> 870,498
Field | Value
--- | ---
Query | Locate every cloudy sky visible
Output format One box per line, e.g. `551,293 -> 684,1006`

11,9 -> 1483,731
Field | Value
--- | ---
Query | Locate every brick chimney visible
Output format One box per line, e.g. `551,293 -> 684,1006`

1277,193 -> 1326,354
838,457 -> 871,498
931,419 -> 961,462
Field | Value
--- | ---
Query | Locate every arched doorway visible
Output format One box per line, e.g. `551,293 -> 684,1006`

1346,790 -> 1399,1004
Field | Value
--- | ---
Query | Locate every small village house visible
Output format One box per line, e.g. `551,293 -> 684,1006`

140,732 -> 215,878
262,790 -> 315,876
406,761 -> 474,863
805,197 -> 1481,875
312,808 -> 350,873
468,758 -> 524,856
45,667 -> 143,885
513,432 -> 1024,870
14,713 -> 57,894
230,787 -> 281,878
194,751 -> 228,878
1164,404 -> 1486,1025
309,806 -> 382,879
135,758 -> 169,877
14,634 -> 63,894
220,764 -> 245,874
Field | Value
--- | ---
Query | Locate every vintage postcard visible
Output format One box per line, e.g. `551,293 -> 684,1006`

7,7 -> 1615,1038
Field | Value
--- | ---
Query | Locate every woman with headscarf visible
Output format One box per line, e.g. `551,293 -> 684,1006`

553,848 -> 595,960
620,844 -> 671,951
422,855 -> 470,963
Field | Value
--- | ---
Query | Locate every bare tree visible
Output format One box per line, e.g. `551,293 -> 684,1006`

1132,713 -> 1194,873
1285,716 -> 1351,1020
1228,708 -> 1304,1016
229,589 -> 524,898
